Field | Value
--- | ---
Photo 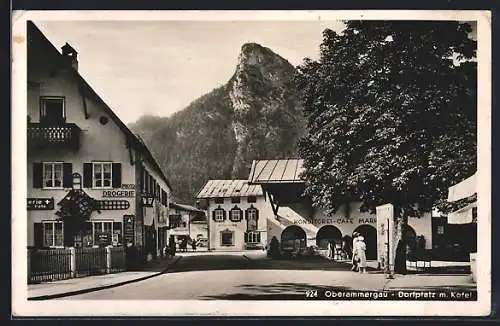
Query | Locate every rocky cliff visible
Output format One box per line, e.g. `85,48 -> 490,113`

130,43 -> 306,203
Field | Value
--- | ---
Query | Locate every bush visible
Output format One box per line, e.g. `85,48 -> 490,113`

268,236 -> 281,259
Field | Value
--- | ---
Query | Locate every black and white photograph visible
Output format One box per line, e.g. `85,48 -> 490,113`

12,10 -> 491,316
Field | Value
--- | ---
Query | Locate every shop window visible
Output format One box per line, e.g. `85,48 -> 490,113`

245,231 -> 261,244
231,197 -> 240,204
220,230 -> 234,246
80,221 -> 122,247
43,221 -> 64,247
40,97 -> 65,125
247,196 -> 257,203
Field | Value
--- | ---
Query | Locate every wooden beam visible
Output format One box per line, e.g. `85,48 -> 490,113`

267,192 -> 280,217
79,86 -> 89,119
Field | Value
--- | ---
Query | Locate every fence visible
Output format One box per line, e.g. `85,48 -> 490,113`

75,247 -> 107,277
28,246 -> 128,284
28,248 -> 72,283
109,246 -> 126,273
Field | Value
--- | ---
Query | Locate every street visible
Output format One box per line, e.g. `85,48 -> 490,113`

60,252 -> 475,300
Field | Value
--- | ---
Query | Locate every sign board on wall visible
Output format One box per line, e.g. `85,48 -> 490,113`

123,214 -> 135,246
376,204 -> 395,273
27,198 -> 54,210
102,184 -> 136,198
142,195 -> 155,207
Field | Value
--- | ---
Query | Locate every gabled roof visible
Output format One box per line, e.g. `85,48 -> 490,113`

28,21 -> 172,190
248,159 -> 305,184
196,180 -> 263,199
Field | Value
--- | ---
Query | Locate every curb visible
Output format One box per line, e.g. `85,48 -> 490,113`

28,256 -> 183,301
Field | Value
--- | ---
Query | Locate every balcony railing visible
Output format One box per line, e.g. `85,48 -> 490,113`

28,123 -> 81,151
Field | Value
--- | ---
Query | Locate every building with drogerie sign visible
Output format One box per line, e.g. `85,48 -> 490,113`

196,180 -> 271,251
247,159 -> 435,260
26,21 -> 173,262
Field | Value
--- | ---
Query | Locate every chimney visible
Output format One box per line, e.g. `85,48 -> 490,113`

61,42 -> 78,71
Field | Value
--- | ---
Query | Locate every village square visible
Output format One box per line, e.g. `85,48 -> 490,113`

22,18 -> 480,302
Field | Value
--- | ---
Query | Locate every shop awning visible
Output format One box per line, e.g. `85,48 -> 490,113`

446,172 -> 477,224
448,202 -> 477,224
448,173 -> 477,202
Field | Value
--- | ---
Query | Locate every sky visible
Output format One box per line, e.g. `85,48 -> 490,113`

35,20 -> 346,124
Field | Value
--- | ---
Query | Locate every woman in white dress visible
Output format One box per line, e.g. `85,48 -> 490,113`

357,236 -> 367,273
326,241 -> 333,260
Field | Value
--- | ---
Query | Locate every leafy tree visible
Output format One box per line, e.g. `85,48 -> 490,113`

296,21 -> 476,273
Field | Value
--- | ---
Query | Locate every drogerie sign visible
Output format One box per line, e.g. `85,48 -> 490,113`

102,184 -> 136,198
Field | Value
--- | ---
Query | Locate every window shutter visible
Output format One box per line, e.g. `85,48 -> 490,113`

244,232 -> 248,243
112,163 -> 122,188
83,163 -> 93,188
255,209 -> 259,221
34,223 -> 43,248
212,210 -> 216,222
62,163 -> 73,188
222,210 -> 227,221
257,232 -> 261,243
32,163 -> 43,188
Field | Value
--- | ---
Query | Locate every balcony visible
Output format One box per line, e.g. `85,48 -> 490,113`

28,123 -> 81,151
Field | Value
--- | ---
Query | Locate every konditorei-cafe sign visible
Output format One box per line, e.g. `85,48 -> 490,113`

102,184 -> 135,198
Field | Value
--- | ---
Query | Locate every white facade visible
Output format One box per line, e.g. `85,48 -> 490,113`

206,195 -> 271,251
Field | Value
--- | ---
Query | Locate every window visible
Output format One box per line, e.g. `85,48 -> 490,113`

220,230 -> 234,246
246,208 -> 258,231
93,162 -> 112,188
437,225 -> 445,235
246,231 -> 261,244
230,208 -> 242,222
214,197 -> 224,204
80,221 -> 122,247
43,162 -> 63,189
231,197 -> 240,204
43,221 -> 64,247
214,209 -> 225,222
247,196 -> 257,203
40,97 -> 65,124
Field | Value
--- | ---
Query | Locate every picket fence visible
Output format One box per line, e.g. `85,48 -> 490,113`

27,246 -> 127,284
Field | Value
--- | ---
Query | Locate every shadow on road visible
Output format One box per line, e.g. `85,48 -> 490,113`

200,283 -> 355,300
162,254 -> 380,274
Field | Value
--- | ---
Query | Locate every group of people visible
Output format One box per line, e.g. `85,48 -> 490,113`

351,231 -> 367,273
324,232 -> 367,273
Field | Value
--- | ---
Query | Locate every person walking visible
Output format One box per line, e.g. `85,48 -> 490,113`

357,235 -> 367,274
351,232 -> 359,272
326,241 -> 333,260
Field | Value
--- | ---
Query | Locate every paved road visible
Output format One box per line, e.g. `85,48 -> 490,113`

62,253 -> 475,300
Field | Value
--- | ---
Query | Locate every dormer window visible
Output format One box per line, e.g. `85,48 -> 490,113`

40,97 -> 65,125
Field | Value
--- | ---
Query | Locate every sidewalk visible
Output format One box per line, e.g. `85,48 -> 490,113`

28,255 -> 182,300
